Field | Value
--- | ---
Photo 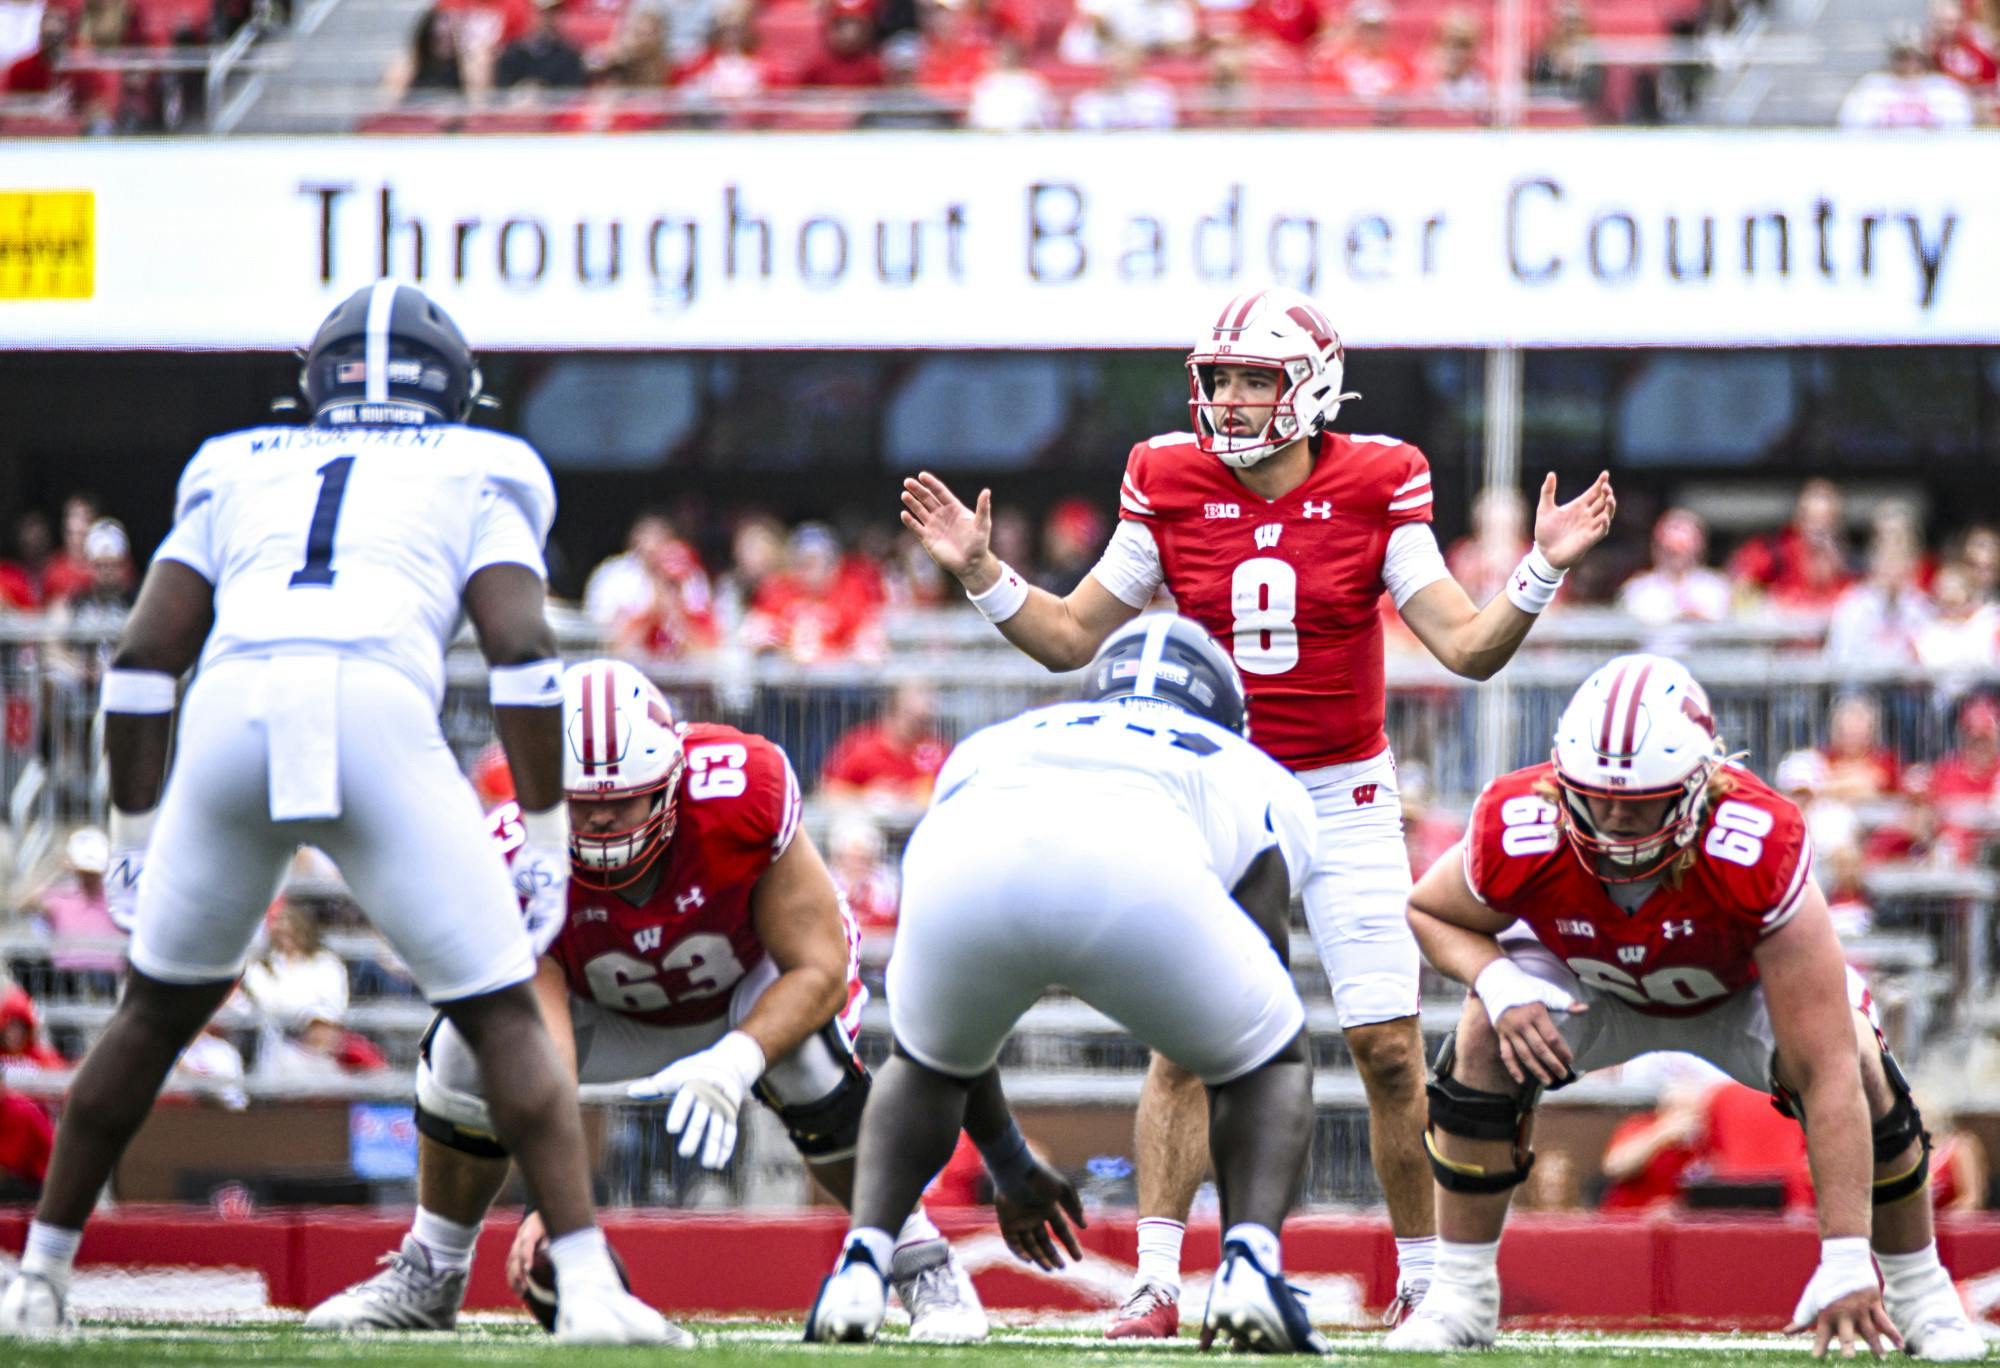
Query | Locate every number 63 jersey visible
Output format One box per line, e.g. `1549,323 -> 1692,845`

155,424 -> 555,710
528,723 -> 810,1029
1462,762 -> 1814,1017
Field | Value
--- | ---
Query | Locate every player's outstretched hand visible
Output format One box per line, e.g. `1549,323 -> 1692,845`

1790,1285 -> 1901,1360
993,1157 -> 1087,1272
1533,470 -> 1617,571
900,472 -> 996,588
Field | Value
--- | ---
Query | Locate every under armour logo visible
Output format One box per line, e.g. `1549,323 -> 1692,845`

675,886 -> 705,913
1515,574 -> 1530,593
1662,919 -> 1695,940
1352,784 -> 1378,806
1617,945 -> 1647,965
1303,501 -> 1333,519
634,925 -> 664,953
1254,524 -> 1283,550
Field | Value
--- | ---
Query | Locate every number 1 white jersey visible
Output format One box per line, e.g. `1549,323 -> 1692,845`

931,700 -> 1318,897
154,423 -> 555,708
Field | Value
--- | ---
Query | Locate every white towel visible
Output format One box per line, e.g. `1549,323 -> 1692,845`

265,656 -> 341,822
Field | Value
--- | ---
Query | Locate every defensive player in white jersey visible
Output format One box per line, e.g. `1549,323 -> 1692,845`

807,615 -> 1327,1353
902,287 -> 1616,1333
0,284 -> 673,1345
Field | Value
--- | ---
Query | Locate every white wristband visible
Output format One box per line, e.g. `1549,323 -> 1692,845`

490,659 -> 564,707
966,561 -> 1030,625
109,806 -> 158,850
1474,956 -> 1574,1027
520,803 -> 569,851
1504,545 -> 1565,615
100,669 -> 178,714
1819,1236 -> 1874,1274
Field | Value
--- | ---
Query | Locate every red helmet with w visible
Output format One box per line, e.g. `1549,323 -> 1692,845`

1187,287 -> 1357,469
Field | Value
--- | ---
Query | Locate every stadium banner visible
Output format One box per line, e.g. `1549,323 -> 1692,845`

0,131 -> 1994,349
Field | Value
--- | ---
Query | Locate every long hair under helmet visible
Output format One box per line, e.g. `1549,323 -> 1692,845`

1550,653 -> 1725,883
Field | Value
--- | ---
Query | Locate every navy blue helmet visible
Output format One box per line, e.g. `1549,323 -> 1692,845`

301,281 -> 481,427
1085,613 -> 1249,736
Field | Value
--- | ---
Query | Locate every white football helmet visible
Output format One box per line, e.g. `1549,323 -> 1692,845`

1187,287 -> 1358,469
1550,653 -> 1725,882
562,659 -> 686,890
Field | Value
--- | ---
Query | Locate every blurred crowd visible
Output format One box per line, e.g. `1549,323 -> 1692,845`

1839,2 -> 1997,130
363,0 -> 1747,129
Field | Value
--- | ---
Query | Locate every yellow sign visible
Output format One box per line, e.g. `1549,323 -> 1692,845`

0,191 -> 94,300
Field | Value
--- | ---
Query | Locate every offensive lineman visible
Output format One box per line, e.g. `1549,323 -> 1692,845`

308,659 -> 987,1341
806,615 -> 1326,1353
0,284 -> 671,1343
901,286 -> 1616,1333
1386,654 -> 1984,1360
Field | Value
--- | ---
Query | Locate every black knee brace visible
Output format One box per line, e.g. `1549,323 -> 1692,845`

1769,1045 -> 1932,1206
758,1025 -> 870,1162
1423,1036 -> 1538,1195
1871,1049 -> 1932,1206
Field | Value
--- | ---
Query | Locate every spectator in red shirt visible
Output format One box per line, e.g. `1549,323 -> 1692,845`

1037,497 -> 1109,596
1310,0 -> 1411,102
40,494 -> 107,606
827,814 -> 900,930
1599,1072 -> 1715,1211
1931,696 -> 2000,809
915,0 -> 992,96
2,8 -> 73,96
745,522 -> 885,663
1930,0 -> 1998,89
0,511 -> 52,611
0,984 -> 68,1072
609,535 -> 720,661
1863,769 -> 1981,867
819,681 -> 947,802
798,0 -> 884,85
0,1084 -> 54,1194
1818,693 -> 1902,803
1727,478 -> 1854,613
1238,0 -> 1322,51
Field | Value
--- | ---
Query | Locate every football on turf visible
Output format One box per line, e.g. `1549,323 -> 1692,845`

520,1237 -> 633,1333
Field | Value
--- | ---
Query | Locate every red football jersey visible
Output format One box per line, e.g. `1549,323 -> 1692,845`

1462,763 -> 1814,1018
1117,430 -> 1434,770
494,722 -> 803,1028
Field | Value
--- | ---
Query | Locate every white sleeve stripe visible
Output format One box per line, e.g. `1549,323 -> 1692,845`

1392,471 -> 1432,495
774,756 -> 802,859
1386,492 -> 1435,512
1120,495 -> 1156,518
1120,478 -> 1153,510
1759,834 -> 1815,930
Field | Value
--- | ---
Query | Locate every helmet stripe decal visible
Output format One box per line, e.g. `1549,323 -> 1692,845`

601,665 -> 619,775
1132,615 -> 1172,699
1229,291 -> 1265,330
1212,294 -> 1248,333
1618,661 -> 1655,769
1597,662 -> 1629,761
363,279 -> 397,404
580,665 -> 598,770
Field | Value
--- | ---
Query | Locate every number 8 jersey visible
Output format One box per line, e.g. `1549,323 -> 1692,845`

1462,761 -> 1815,1017
155,424 -> 555,710
1096,430 -> 1443,771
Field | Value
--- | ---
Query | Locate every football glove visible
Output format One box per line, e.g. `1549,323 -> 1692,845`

628,1030 -> 767,1170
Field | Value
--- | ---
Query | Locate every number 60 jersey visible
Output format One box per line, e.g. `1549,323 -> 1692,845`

1462,762 -> 1814,1017
156,424 -> 555,711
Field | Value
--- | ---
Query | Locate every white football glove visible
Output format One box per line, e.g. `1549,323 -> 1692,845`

1474,956 -> 1578,1027
1787,1236 -> 1879,1333
105,807 -> 157,934
627,1030 -> 767,1170
513,807 -> 571,957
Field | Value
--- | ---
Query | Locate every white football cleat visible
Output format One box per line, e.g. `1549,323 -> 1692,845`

805,1245 -> 888,1344
891,1239 -> 989,1343
1888,1277 -> 1988,1362
304,1236 -> 467,1331
0,1272 -> 71,1335
1380,1276 -> 1499,1353
1199,1240 -> 1327,1355
553,1282 -> 691,1346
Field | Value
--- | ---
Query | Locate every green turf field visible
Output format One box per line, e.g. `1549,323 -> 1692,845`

1,1320 -> 1953,1366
